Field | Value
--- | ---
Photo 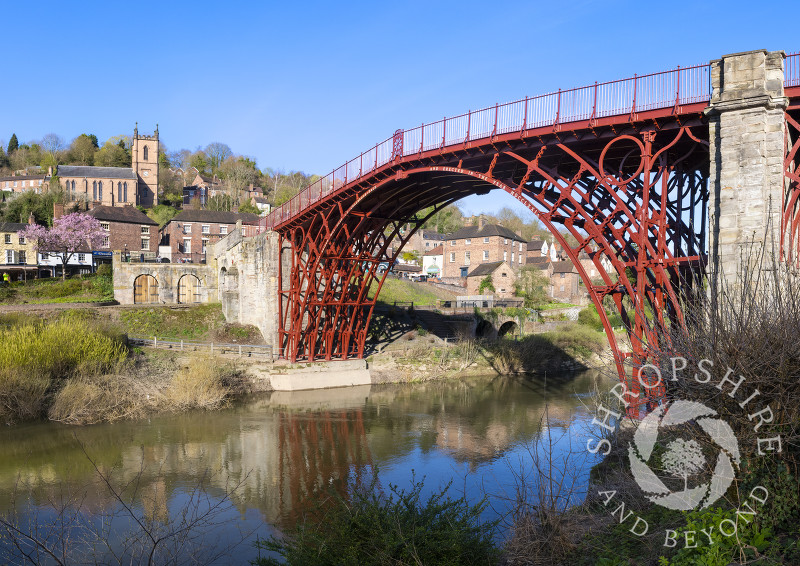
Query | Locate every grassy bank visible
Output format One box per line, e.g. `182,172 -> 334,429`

369,277 -> 457,305
0,273 -> 114,304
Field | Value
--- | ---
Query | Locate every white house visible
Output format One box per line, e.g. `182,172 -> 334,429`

422,244 -> 444,278
38,251 -> 94,278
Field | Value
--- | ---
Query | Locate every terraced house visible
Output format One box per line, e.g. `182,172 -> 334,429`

441,219 -> 527,282
0,220 -> 38,281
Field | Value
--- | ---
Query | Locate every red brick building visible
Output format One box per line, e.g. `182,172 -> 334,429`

442,222 -> 527,281
161,209 -> 260,263
86,205 -> 159,261
465,261 -> 517,298
551,261 -> 581,300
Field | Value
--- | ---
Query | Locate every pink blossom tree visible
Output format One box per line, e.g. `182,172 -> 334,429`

19,213 -> 106,280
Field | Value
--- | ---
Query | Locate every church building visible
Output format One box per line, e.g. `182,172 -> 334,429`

56,124 -> 159,208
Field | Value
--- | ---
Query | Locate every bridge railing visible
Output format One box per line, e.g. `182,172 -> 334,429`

265,63 -> 719,230
787,52 -> 800,88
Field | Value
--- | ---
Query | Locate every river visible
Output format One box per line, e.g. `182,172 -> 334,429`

0,370 -> 610,564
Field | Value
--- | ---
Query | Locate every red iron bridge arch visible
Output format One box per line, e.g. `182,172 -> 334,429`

251,52 -> 800,405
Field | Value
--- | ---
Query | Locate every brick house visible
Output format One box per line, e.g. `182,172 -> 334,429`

527,239 -> 558,262
0,221 -> 38,280
0,174 -> 48,195
86,205 -> 159,263
465,261 -> 517,298
551,261 -> 581,300
442,221 -> 527,281
407,228 -> 445,256
161,209 -> 260,263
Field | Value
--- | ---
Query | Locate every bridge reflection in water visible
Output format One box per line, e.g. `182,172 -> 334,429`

0,372 -> 606,560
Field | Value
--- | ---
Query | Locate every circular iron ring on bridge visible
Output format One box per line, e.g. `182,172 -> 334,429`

598,135 -> 646,187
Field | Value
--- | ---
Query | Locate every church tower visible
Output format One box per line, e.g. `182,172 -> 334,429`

132,123 -> 159,207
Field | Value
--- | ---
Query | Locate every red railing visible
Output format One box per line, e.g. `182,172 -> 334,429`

262,63 -> 718,230
787,52 -> 800,88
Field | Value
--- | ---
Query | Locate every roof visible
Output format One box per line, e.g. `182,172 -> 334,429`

552,261 -> 578,274
421,230 -> 445,240
170,209 -> 261,225
0,175 -> 47,182
467,261 -> 506,277
526,256 -> 550,266
393,264 -> 421,272
0,222 -> 28,233
198,175 -> 221,185
528,239 -> 545,250
424,244 -> 443,256
87,205 -> 158,225
447,224 -> 525,242
57,165 -> 137,180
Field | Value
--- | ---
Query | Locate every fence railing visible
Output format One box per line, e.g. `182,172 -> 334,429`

255,52 -> 800,235
128,335 -> 274,358
260,62 -> 712,231
787,52 -> 800,88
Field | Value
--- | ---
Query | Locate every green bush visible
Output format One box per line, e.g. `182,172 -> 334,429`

253,476 -> 500,566
96,263 -> 112,278
577,305 -> 603,331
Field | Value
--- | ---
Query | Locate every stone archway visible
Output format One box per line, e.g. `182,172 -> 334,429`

498,320 -> 517,337
133,274 -> 159,304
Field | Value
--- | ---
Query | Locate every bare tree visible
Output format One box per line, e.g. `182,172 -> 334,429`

205,143 -> 233,173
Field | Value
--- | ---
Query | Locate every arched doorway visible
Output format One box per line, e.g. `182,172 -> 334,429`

475,319 -> 493,338
177,274 -> 202,304
498,321 -> 517,337
133,274 -> 159,304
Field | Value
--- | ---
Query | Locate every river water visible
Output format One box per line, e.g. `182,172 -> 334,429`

0,371 -> 609,564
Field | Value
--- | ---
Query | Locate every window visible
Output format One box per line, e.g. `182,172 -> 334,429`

425,242 -> 430,248
450,240 -> 456,246
18,235 -> 25,245
123,182 -> 127,202
5,250 -> 12,264
183,238 -> 191,253
241,228 -> 246,236
220,225 -> 228,235
100,222 -> 110,231
118,182 -> 122,202
511,252 -> 515,262
500,288 -> 506,293
202,239 -> 209,254
102,236 -> 110,248
183,224 -> 192,234
560,273 -> 565,278
93,181 -> 97,201
465,239 -> 471,245
202,225 -> 210,234
140,237 -> 150,250
560,285 -> 565,292
483,237 -> 489,243
3,234 -> 10,244
18,251 -> 26,264
78,253 -> 86,262
501,272 -> 507,277
519,254 -> 523,264
41,253 -> 49,260
503,251 -> 507,261
504,238 -> 508,245
141,226 -> 150,234
519,243 -> 524,251
450,252 -> 455,263
97,181 -> 102,200
143,146 -> 148,161
483,250 -> 489,260
464,251 -> 470,264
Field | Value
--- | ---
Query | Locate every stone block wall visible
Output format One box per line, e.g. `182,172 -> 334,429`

706,49 -> 788,290
112,253 -> 217,305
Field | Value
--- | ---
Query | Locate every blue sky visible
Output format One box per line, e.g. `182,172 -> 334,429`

2,0 -> 797,215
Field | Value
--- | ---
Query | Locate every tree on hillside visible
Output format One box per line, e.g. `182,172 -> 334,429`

1,191 -> 62,226
205,142 -> 232,173
147,204 -> 178,228
94,141 -> 130,167
7,134 -> 18,155
189,151 -> 209,175
20,213 -> 105,280
419,205 -> 464,234
68,134 -> 99,165
219,157 -> 257,203
514,266 -> 550,307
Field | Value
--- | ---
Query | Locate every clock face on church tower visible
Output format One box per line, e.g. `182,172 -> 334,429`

143,170 -> 149,177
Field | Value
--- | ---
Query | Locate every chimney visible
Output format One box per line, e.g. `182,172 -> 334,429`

27,212 -> 35,225
478,215 -> 485,230
53,203 -> 65,220
48,165 -> 53,177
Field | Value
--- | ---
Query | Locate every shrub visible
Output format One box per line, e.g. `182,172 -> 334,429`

163,356 -> 230,410
0,318 -> 127,423
253,475 -> 500,566
577,305 -> 603,331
